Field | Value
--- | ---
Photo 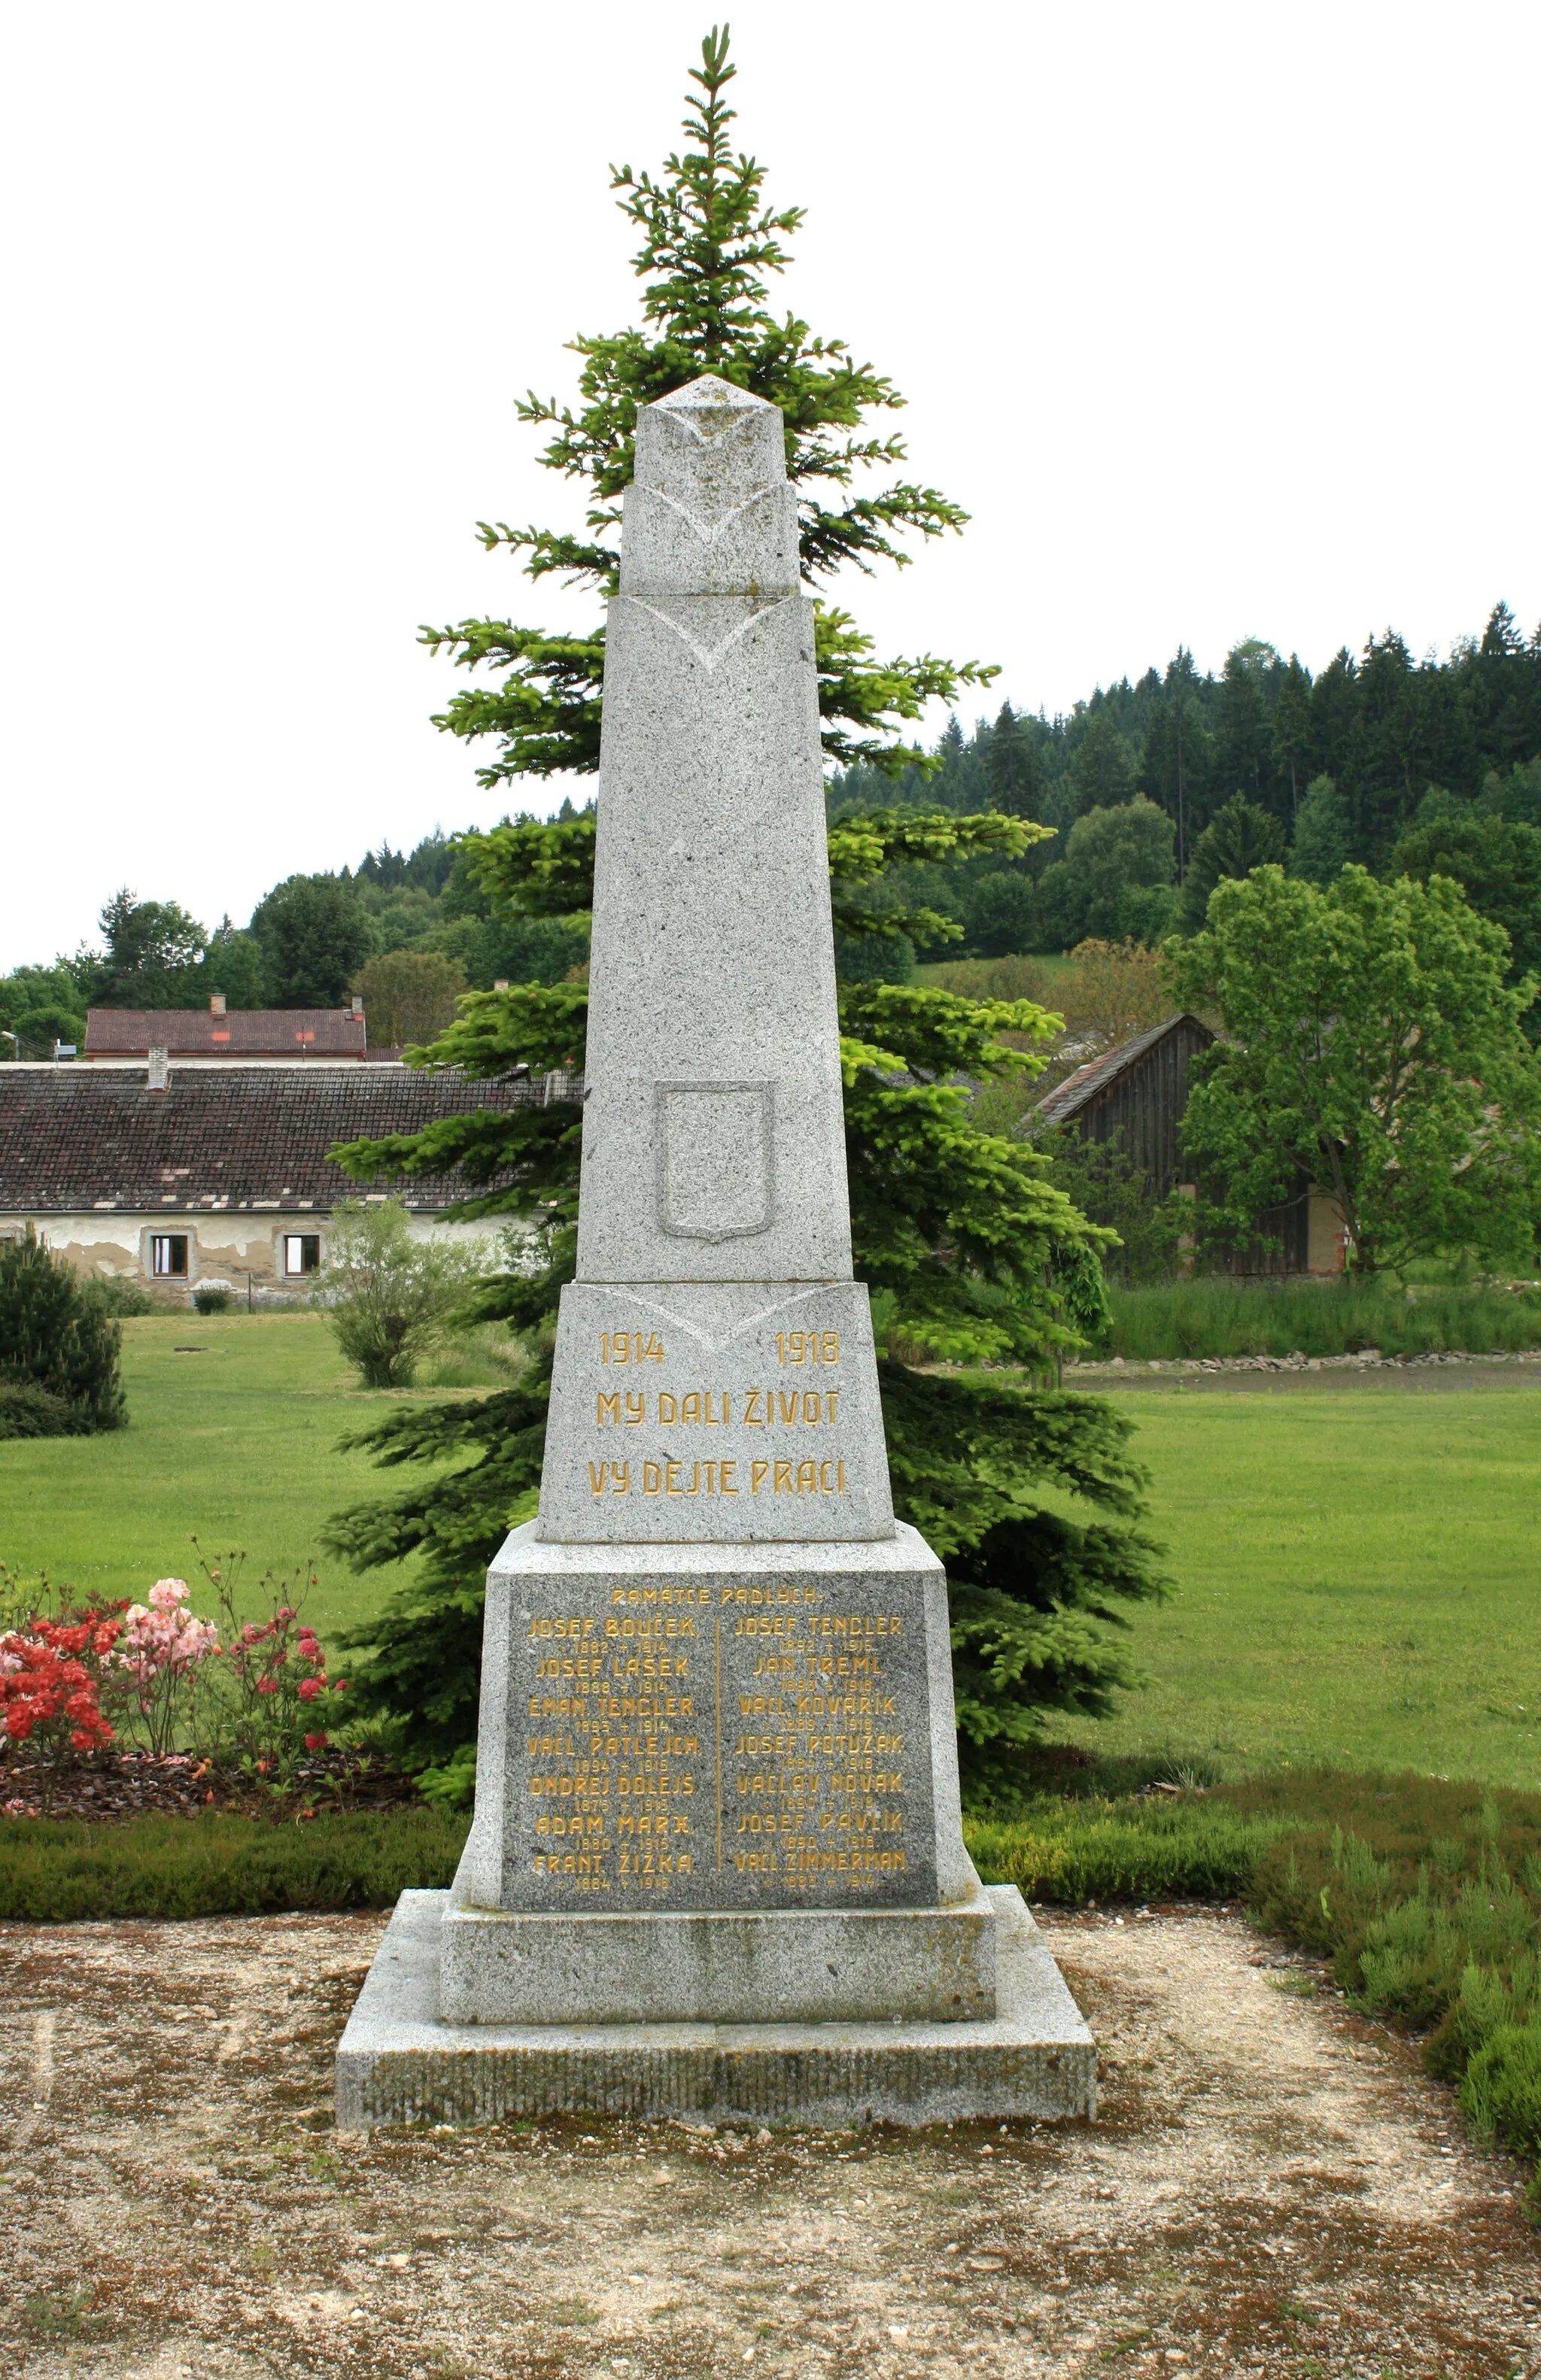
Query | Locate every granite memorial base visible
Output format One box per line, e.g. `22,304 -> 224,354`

438,1524 -> 993,2031
335,1885 -> 1096,2132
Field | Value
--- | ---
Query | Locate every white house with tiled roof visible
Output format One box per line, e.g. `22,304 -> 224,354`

0,1062 -> 574,1299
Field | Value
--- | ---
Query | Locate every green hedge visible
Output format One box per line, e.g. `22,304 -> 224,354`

970,1768 -> 1541,2213
1103,1277 -> 1541,1362
964,1798 -> 1278,1902
0,1808 -> 469,1921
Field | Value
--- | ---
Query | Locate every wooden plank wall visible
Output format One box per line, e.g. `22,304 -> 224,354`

1074,1016 -> 1212,1196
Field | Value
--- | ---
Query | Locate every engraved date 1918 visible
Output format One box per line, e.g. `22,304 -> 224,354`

776,1331 -> 840,1365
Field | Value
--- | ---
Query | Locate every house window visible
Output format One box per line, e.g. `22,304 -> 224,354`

152,1234 -> 189,1278
284,1234 -> 321,1277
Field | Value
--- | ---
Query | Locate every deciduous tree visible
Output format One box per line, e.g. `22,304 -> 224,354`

1390,810 -> 1541,1010
356,950 -> 468,1050
250,874 -> 375,1008
1167,867 -> 1541,1272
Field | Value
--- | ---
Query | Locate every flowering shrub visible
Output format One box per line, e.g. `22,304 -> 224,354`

193,1550 -> 347,1784
0,1607 -> 123,1769
222,1607 -> 348,1779
0,1553 -> 348,1792
117,1580 -> 221,1756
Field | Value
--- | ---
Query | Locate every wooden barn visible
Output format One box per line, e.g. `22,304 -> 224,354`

1033,1012 -> 1345,1274
1034,1013 -> 1213,1198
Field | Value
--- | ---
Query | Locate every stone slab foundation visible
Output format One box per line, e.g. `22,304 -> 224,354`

335,1885 -> 1096,2132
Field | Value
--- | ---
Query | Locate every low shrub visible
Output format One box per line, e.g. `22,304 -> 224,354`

0,1807 -> 469,1920
0,1553 -> 350,1783
965,1797 -> 1276,1902
84,1276 -> 154,1317
1103,1277 -> 1541,1362
192,1285 -> 233,1315
1463,2023 -> 1541,2175
0,1382 -> 84,1439
971,1764 -> 1541,2203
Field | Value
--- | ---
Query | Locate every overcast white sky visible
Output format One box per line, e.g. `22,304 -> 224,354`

3,1 -> 1537,968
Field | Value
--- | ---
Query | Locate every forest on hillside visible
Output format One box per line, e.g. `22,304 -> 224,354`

4,606 -> 1540,1055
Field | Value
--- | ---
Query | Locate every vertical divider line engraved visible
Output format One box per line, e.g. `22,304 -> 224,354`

716,1610 -> 723,1872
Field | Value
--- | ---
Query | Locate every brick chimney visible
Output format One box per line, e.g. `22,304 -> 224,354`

147,1046 -> 170,1092
209,992 -> 226,1015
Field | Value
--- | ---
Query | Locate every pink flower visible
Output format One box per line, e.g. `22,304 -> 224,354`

296,1677 -> 323,1703
148,1579 -> 189,1612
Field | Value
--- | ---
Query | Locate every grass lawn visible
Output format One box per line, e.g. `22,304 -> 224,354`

1074,1379 -> 1541,1789
0,1313 -> 444,1639
5,1320 -> 1539,1788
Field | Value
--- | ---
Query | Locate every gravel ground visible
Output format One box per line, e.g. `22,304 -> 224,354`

0,1905 -> 1536,2378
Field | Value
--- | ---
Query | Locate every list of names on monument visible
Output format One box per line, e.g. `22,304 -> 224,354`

516,1572 -> 935,1911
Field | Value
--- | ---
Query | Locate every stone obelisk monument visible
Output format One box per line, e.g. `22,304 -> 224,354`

336,378 -> 1095,2129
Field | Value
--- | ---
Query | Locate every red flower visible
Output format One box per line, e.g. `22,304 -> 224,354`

296,1677 -> 324,1703
304,1732 -> 328,1752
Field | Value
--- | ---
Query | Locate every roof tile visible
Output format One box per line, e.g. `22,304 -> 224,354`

0,1067 -> 575,1212
85,1009 -> 367,1057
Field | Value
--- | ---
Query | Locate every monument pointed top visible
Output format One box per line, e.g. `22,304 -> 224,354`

652,373 -> 774,412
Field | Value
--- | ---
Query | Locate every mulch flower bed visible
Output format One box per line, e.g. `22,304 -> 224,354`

0,1747 -> 427,1824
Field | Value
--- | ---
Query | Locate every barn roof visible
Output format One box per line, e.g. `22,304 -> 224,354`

1035,1012 -> 1212,1126
84,1007 -> 368,1058
0,1066 -> 574,1214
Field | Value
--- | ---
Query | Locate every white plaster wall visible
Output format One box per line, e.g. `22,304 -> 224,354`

11,1210 -> 520,1290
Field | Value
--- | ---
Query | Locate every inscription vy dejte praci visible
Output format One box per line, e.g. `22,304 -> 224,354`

517,1568 -> 935,1913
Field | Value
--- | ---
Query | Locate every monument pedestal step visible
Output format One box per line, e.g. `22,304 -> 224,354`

440,1896 -> 996,2025
335,1886 -> 1096,2132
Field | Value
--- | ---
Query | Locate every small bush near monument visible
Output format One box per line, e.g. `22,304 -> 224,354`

320,1199 -> 488,1389
0,1228 -> 126,1431
0,1808 -> 467,1921
0,1554 -> 370,1813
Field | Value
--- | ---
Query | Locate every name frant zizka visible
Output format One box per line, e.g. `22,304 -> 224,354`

522,1581 -> 913,1899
